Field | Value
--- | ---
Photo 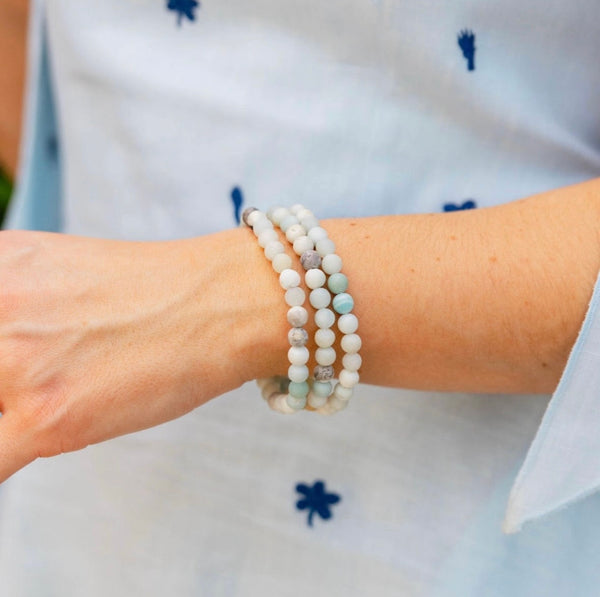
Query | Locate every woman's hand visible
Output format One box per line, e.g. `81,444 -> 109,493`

0,229 -> 287,482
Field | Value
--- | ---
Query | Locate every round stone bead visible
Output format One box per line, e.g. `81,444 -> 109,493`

322,254 -> 343,274
271,207 -> 290,225
305,268 -> 326,289
315,308 -> 335,329
285,286 -> 305,307
300,250 -> 322,270
314,365 -> 335,381
290,203 -> 305,215
253,218 -> 274,235
288,364 -> 309,383
272,253 -> 293,273
341,333 -> 362,354
293,236 -> 314,256
243,207 -> 259,226
264,240 -> 285,261
310,288 -> 331,309
288,327 -> 309,347
300,215 -> 320,231
332,292 -> 354,314
307,226 -> 328,243
286,224 -> 306,243
327,273 -> 348,294
286,393 -> 307,411
337,313 -> 358,334
316,347 -> 336,366
279,268 -> 301,289
311,380 -> 333,397
333,382 -> 354,401
279,214 -> 300,232
316,239 -> 336,257
315,328 -> 335,348
258,228 -> 279,248
307,392 -> 328,409
342,352 -> 362,372
267,205 -> 284,220
296,208 -> 313,221
288,380 -> 310,398
268,393 -> 297,414
339,369 -> 360,388
288,346 -> 310,366
287,306 -> 308,327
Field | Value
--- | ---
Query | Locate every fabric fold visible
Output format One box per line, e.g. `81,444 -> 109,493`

504,268 -> 600,533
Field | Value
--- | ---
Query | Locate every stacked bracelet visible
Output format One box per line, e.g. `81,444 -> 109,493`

244,204 -> 361,415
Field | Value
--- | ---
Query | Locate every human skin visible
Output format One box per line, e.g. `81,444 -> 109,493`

0,0 -> 28,177
0,181 -> 598,483
0,3 -> 598,482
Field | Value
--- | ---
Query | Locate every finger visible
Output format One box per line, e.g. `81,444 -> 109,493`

0,413 -> 37,483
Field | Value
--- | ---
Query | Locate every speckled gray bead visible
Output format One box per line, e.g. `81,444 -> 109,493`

314,365 -> 335,381
300,250 -> 322,270
287,306 -> 308,327
242,207 -> 258,226
288,327 -> 309,347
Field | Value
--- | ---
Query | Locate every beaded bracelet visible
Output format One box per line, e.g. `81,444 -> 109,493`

268,204 -> 362,414
243,205 -> 361,415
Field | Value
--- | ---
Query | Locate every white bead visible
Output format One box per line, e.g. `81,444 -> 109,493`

315,328 -> 336,348
305,268 -> 326,289
280,215 -> 300,232
267,205 -> 284,220
272,253 -> 293,273
285,224 -> 306,243
342,353 -> 362,371
253,218 -> 274,235
290,203 -> 305,215
258,378 -> 279,399
308,392 -> 328,409
341,333 -> 362,354
288,364 -> 309,382
296,208 -> 313,221
339,369 -> 359,388
310,288 -> 331,309
288,346 -> 310,366
315,347 -> 336,366
322,254 -> 343,274
264,240 -> 285,261
301,216 -> 320,231
316,239 -> 336,257
333,382 -> 354,401
307,226 -> 328,243
268,393 -> 297,414
271,207 -> 290,225
337,313 -> 359,334
293,235 -> 314,255
279,269 -> 301,289
315,308 -> 335,329
285,286 -> 305,307
258,228 -> 279,248
287,306 -> 308,327
246,210 -> 264,227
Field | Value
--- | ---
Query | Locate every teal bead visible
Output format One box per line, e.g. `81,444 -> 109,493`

288,381 -> 310,399
312,381 -> 332,398
332,292 -> 354,315
286,393 -> 307,410
327,273 -> 348,294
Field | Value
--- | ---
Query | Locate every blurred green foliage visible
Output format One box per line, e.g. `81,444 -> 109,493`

0,167 -> 12,226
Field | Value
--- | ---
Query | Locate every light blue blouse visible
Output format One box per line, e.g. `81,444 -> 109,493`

5,1 -> 600,594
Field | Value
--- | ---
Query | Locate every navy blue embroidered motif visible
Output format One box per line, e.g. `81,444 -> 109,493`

231,186 -> 244,225
167,0 -> 200,26
457,30 -> 476,71
443,199 -> 477,212
296,480 -> 341,527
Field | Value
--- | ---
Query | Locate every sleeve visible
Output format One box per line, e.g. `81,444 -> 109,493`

503,266 -> 600,533
4,0 -> 62,232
